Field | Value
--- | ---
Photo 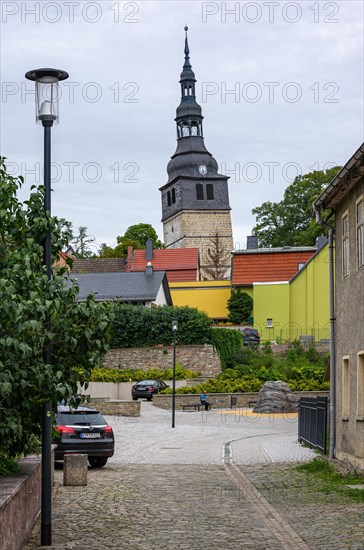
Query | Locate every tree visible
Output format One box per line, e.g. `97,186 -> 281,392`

227,290 -> 253,324
203,232 -> 230,280
252,167 -> 341,247
70,226 -> 96,258
121,223 -> 164,248
98,223 -> 164,258
0,158 -> 112,457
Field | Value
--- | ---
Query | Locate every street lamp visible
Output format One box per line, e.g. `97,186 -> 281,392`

171,319 -> 178,428
25,67 -> 69,547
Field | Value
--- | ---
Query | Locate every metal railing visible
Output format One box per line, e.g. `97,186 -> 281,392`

298,396 -> 328,454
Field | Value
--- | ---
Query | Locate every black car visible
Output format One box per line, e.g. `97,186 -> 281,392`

131,379 -> 169,401
242,327 -> 260,346
54,405 -> 114,468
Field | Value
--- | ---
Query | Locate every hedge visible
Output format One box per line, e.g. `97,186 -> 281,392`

80,365 -> 199,383
111,304 -> 212,348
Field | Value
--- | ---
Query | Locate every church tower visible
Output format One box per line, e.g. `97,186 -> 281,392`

160,27 -> 233,280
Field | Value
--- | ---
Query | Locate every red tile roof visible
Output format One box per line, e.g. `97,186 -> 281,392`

127,248 -> 199,282
232,249 -> 315,285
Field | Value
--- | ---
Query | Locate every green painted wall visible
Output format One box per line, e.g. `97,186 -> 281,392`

249,244 -> 330,342
253,283 -> 290,341
290,243 -> 330,341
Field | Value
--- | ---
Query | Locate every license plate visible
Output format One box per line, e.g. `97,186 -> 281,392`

80,433 -> 101,439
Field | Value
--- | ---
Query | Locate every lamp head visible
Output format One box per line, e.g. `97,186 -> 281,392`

25,68 -> 69,125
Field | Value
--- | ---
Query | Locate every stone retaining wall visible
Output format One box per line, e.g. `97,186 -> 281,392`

152,391 -> 330,410
104,344 -> 221,377
88,398 -> 140,417
0,450 -> 55,550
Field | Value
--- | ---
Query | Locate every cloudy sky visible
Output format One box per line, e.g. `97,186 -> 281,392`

1,0 -> 363,251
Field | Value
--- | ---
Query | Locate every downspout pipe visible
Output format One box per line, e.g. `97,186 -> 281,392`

314,205 -> 335,459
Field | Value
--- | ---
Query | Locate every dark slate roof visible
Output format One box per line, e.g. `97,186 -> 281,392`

313,142 -> 364,209
71,258 -> 126,273
70,271 -> 172,304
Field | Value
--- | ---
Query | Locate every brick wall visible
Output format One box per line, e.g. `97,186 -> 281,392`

104,344 -> 222,377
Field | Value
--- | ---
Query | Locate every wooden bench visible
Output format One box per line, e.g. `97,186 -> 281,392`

182,403 -> 212,411
182,403 -> 202,411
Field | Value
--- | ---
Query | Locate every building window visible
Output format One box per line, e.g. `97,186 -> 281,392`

206,184 -> 214,200
342,212 -> 349,278
357,197 -> 364,268
298,262 -> 305,271
196,183 -> 204,200
167,191 -> 171,206
357,352 -> 364,417
266,318 -> 273,328
342,356 -> 350,417
171,188 -> 176,204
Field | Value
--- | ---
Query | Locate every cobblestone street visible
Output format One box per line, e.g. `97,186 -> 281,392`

24,403 -> 364,549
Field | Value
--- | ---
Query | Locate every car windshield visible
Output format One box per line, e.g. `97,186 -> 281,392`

57,411 -> 107,425
138,380 -> 156,386
244,329 -> 258,335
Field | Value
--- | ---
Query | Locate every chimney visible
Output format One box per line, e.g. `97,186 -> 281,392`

316,235 -> 327,249
247,235 -> 258,249
145,261 -> 153,276
145,239 -> 153,261
127,245 -> 133,270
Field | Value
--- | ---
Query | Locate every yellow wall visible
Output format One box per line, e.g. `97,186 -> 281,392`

253,283 -> 290,341
289,243 -> 330,341
169,281 -> 234,319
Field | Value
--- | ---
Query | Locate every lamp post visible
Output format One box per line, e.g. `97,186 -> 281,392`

171,319 -> 178,428
25,67 -> 69,546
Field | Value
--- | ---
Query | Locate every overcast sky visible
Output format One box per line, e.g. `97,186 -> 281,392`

1,0 -> 363,251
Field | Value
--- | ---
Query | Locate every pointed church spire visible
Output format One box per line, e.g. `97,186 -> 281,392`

180,25 -> 195,86
165,27 -> 220,183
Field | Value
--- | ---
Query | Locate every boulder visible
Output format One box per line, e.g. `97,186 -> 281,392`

253,380 -> 297,413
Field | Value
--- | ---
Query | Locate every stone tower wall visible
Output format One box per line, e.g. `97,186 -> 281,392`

164,209 -> 233,279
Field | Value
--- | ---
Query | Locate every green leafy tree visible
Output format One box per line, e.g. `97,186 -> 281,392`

252,167 -> 341,247
98,223 -> 164,258
0,159 -> 112,457
227,290 -> 253,324
121,223 -> 164,248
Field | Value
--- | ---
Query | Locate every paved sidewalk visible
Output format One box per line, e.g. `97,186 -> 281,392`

24,403 -> 364,549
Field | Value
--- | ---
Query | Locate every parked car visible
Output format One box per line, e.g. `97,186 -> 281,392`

131,379 -> 169,401
242,327 -> 260,346
54,405 -> 114,468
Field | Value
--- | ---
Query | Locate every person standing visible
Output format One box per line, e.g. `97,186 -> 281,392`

200,390 -> 210,411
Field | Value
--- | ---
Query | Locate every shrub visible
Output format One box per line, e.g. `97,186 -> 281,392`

227,289 -> 253,324
211,328 -> 243,369
85,365 -> 199,383
0,454 -> 19,476
111,304 -> 212,348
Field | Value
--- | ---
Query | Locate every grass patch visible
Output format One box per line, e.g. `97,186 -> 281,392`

297,458 -> 364,503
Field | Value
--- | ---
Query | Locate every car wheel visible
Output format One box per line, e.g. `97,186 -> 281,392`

132,397 -> 138,401
88,457 -> 108,468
